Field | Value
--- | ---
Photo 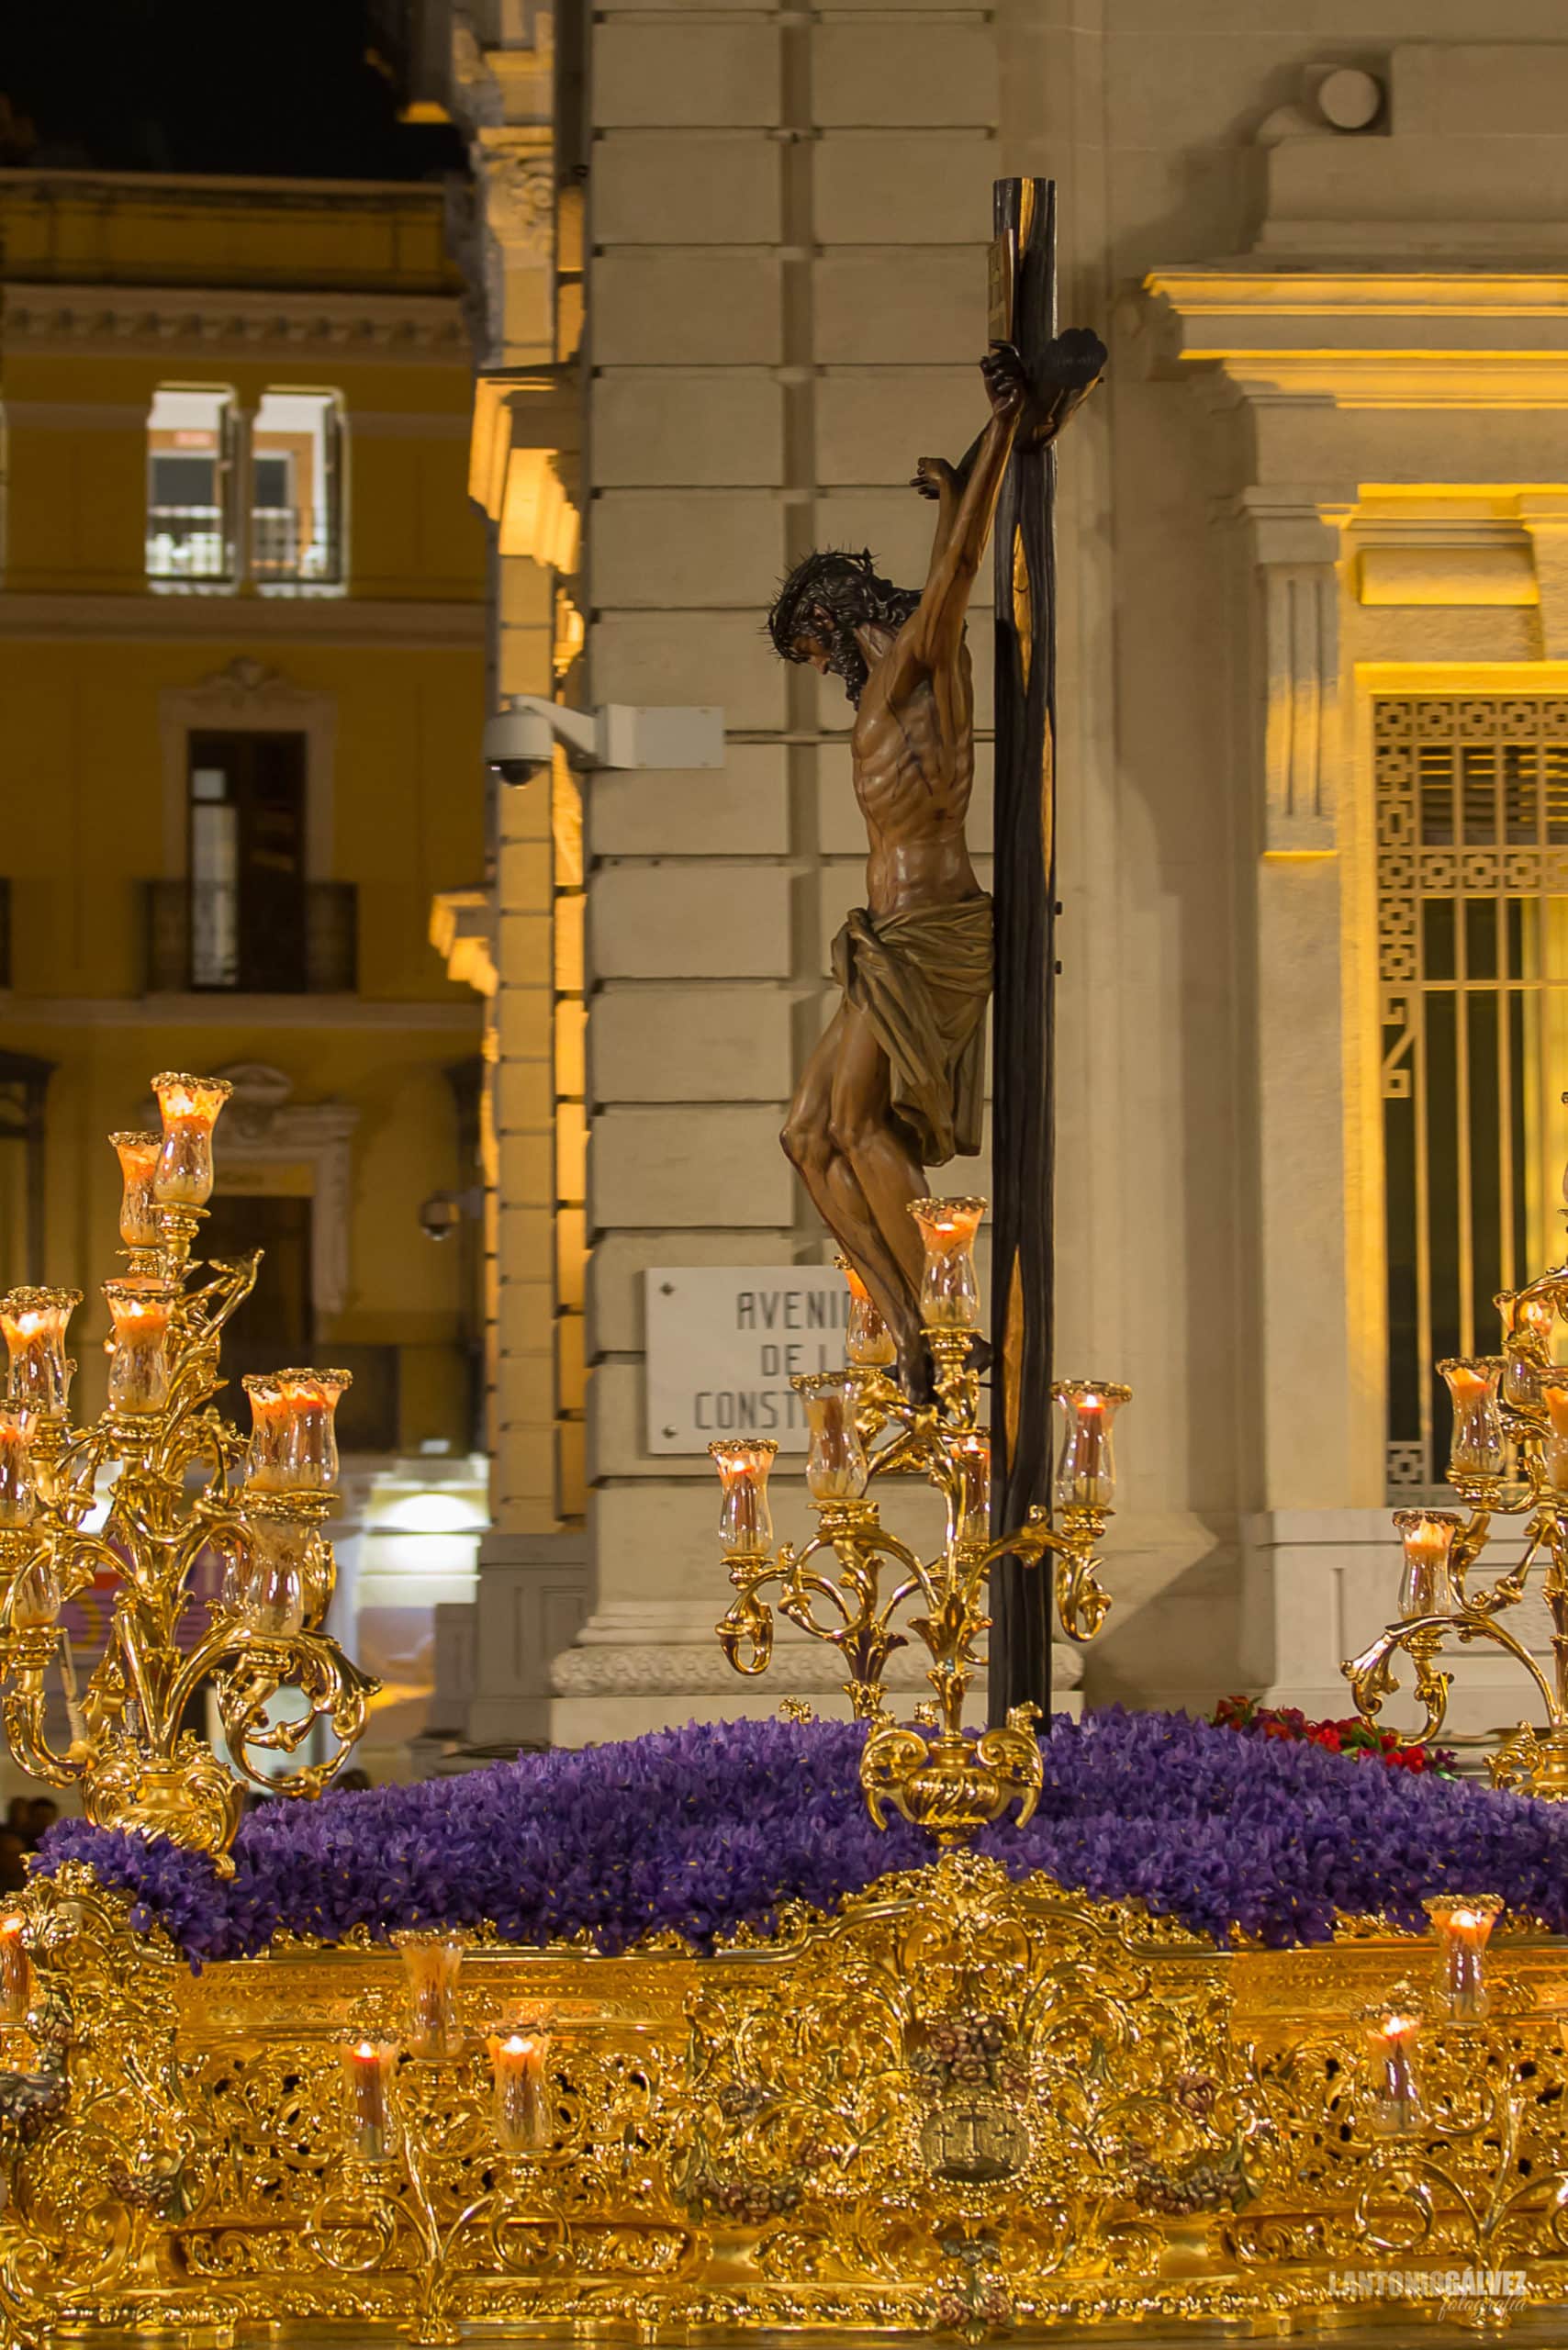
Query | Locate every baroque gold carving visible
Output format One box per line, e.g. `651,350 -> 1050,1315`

4,1859 -> 1568,2341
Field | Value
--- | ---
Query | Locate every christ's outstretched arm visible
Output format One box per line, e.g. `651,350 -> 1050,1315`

904,345 -> 1025,676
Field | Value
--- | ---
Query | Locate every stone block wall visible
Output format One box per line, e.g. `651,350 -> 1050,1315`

553,0 -> 1003,1734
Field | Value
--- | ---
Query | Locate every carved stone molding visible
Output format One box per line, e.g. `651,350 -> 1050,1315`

470,129 -> 556,365
477,142 -> 555,259
1240,492 -> 1356,856
0,287 -> 467,364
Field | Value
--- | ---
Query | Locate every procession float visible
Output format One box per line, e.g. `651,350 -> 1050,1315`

3,183 -> 1568,2346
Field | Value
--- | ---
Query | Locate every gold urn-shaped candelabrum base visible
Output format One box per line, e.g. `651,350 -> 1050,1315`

0,1073 -> 376,1865
1343,1123 -> 1568,1797
711,1203 -> 1129,1842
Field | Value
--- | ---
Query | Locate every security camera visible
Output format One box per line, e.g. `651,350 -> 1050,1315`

483,696 -> 723,785
419,1193 -> 463,1242
419,1187 -> 481,1242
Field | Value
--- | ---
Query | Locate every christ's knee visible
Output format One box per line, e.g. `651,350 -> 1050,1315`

781,1108 -> 833,1181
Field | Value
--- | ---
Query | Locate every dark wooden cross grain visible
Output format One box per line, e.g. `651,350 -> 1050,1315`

986,178 -> 1103,1724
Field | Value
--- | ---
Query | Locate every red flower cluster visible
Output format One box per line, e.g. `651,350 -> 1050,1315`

1211,1694 -> 1457,1776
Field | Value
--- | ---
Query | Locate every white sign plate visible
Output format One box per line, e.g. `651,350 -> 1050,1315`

644,1266 -> 850,1455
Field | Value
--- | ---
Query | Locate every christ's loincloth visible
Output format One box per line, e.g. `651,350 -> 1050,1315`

831,895 -> 993,1166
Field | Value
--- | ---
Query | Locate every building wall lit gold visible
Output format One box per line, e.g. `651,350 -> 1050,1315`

0,169 -> 489,1780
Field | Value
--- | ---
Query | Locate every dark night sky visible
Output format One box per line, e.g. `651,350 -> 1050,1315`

0,0 -> 464,181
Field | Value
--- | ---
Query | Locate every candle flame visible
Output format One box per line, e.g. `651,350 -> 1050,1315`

1380,2012 -> 1418,2040
0,1916 -> 23,1938
353,2039 -> 376,2059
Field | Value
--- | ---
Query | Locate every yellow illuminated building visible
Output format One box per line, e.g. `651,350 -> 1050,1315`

0,169 -> 491,1780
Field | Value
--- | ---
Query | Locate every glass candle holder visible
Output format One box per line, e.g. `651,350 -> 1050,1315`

954,1429 -> 991,1550
8,1552 -> 62,1632
836,1256 -> 897,1371
339,2038 -> 398,2163
488,2028 -> 553,2154
1497,1289 -> 1556,1408
795,1371 -> 869,1502
1393,1508 -> 1462,1621
242,1375 -> 287,1489
226,1517 -> 309,1638
276,1368 -> 351,1491
151,1071 -> 233,1207
109,1131 -> 162,1249
908,1197 -> 985,1332
709,1438 -> 777,1559
1364,2009 -> 1423,2136
1051,1382 -> 1130,1513
1540,1372 -> 1568,1494
0,1404 -> 39,1531
245,1370 -> 352,1494
0,1915 -> 28,2027
1423,1894 -> 1503,2021
1439,1357 -> 1506,1482
394,1929 -> 468,2062
103,1279 -> 177,1416
0,1288 -> 80,1422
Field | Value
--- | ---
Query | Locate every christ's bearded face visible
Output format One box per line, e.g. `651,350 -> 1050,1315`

767,550 -> 919,708
790,599 -> 870,705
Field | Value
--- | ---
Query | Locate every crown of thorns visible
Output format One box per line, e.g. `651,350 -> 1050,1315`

766,547 -> 912,659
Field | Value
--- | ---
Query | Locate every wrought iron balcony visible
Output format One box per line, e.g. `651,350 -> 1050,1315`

250,507 -> 341,588
145,506 -> 233,585
141,880 -> 358,995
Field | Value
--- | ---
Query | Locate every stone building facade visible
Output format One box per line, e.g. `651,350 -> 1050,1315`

418,0 -> 1568,1750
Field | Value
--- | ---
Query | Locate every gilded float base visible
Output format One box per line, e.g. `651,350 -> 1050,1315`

8,1854 -> 1568,2345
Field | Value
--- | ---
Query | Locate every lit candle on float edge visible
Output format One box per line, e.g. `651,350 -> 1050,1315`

339,2038 -> 398,2163
1424,1895 -> 1503,2021
1366,2010 -> 1423,2136
0,1914 -> 28,2026
394,1930 -> 467,2063
488,2028 -> 552,2154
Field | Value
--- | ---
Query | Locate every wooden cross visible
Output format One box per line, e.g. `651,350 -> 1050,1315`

986,179 -> 1103,1722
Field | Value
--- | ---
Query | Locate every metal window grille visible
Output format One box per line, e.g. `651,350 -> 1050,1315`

140,880 -> 357,995
1379,696 -> 1568,1494
249,506 -> 339,586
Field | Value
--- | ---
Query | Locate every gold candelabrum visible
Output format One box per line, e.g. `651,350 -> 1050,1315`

1345,1159 -> 1568,1798
0,1072 -> 375,1865
711,1197 -> 1129,1844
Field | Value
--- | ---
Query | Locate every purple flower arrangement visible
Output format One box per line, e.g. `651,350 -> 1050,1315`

32,1708 -> 1568,1968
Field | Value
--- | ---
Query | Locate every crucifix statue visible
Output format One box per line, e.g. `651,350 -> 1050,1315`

767,180 -> 1103,1716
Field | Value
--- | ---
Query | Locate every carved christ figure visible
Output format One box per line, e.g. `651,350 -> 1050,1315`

769,338 -> 1101,1394
765,345 -> 1022,1395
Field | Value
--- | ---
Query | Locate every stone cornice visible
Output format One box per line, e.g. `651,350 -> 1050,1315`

1,284 -> 469,364
2,993 -> 479,1034
0,592 -> 484,647
1144,270 -> 1568,407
